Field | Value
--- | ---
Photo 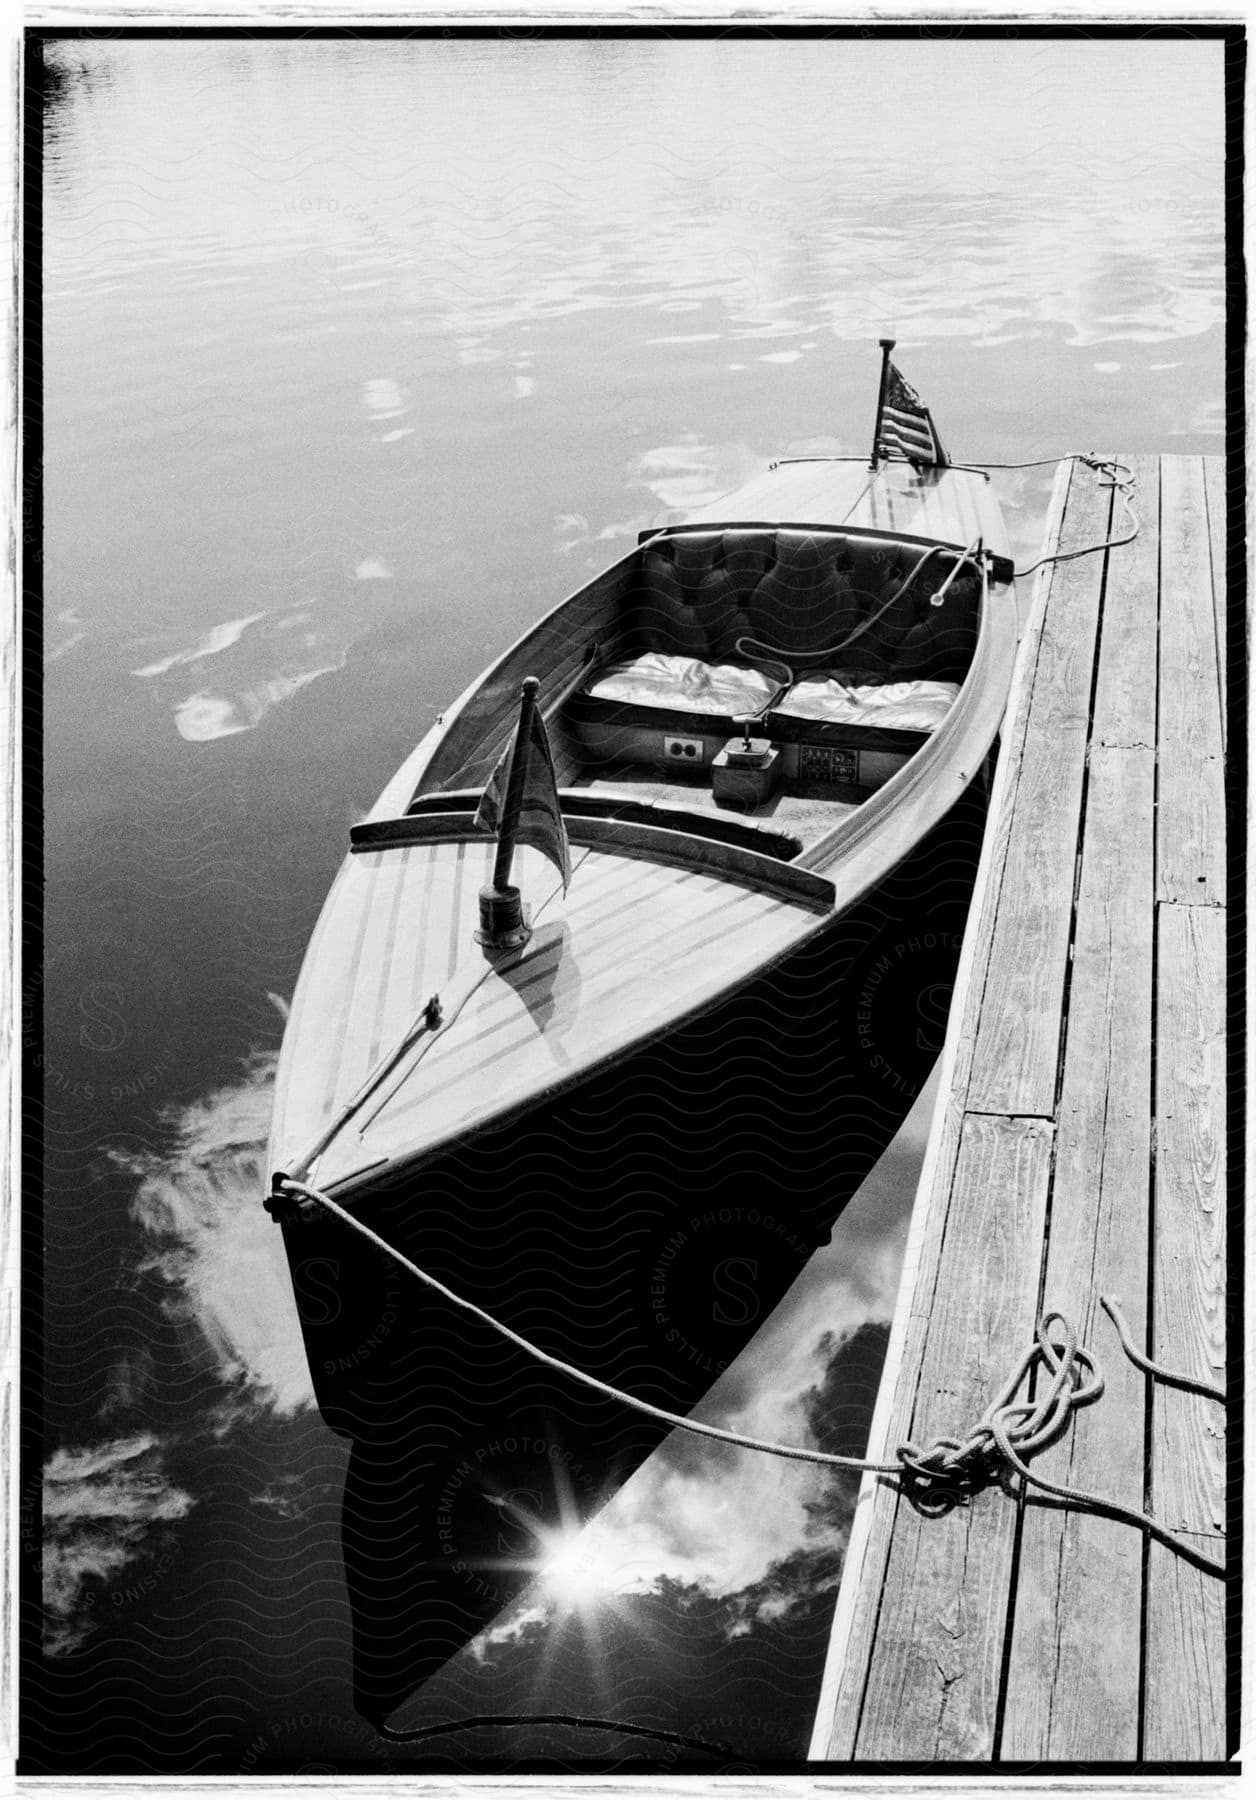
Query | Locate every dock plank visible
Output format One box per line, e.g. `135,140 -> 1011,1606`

1203,455 -> 1227,750
1092,455 -> 1160,749
849,1115 -> 1053,1759
1145,901 -> 1226,1759
1157,458 -> 1225,906
999,744 -> 1154,1760
806,460 -> 1076,1762
966,461 -> 1113,1115
812,456 -> 1225,1767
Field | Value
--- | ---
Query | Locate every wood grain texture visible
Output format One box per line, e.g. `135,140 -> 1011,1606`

291,843 -> 815,1190
1145,900 -> 1226,1759
1157,458 -> 1225,906
405,779 -> 829,855
354,810 -> 833,909
999,745 -> 1155,1760
270,840 -> 571,1173
850,1116 -> 1054,1759
966,460 -> 1113,1115
813,457 -> 1228,1769
575,772 -> 857,844
809,457 -> 1073,1762
681,457 -> 874,529
681,459 -> 1012,560
1092,454 -> 1160,749
855,463 -> 1010,560
1203,453 -> 1227,750
562,814 -> 834,908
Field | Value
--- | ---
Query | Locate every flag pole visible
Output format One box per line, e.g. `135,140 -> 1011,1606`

869,337 -> 895,470
477,676 -> 540,949
492,676 -> 540,890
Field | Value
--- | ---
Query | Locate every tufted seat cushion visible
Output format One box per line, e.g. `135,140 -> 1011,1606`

633,538 -> 767,663
743,533 -> 861,656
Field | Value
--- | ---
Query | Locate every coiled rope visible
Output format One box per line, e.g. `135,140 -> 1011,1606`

273,1178 -> 1223,1575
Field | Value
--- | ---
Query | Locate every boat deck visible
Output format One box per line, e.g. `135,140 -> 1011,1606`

570,764 -> 860,847
809,454 -> 1231,1764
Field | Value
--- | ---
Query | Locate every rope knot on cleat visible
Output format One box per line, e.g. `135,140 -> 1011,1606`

895,1311 -> 1103,1506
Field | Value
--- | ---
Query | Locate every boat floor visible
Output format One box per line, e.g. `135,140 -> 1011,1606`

569,762 -> 860,849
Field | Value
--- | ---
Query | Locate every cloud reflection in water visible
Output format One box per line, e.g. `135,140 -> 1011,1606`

116,1055 -> 314,1423
43,1434 -> 196,1658
95,1043 -> 930,1723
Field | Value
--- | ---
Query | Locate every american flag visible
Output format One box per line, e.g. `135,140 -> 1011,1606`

876,359 -> 949,467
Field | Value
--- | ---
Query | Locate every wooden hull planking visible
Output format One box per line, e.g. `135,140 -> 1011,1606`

264,454 -> 1019,1722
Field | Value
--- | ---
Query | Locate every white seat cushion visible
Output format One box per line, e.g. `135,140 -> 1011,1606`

775,676 -> 961,732
587,652 -> 780,716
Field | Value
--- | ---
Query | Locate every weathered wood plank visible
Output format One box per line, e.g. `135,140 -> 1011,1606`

1000,744 -> 1154,1760
1157,458 -> 1225,906
966,460 -> 1113,1114
1145,901 -> 1226,1759
1092,455 -> 1160,749
1203,454 -> 1227,750
814,456 -> 1228,1767
850,1115 -> 1054,1759
808,459 -> 1075,1761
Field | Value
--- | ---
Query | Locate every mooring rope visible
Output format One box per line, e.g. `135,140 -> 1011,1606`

271,1178 -> 1224,1575
942,453 -> 1140,577
1099,1290 -> 1226,1402
1012,453 -> 1140,578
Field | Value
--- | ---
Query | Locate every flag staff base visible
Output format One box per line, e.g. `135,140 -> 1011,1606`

476,883 -> 532,951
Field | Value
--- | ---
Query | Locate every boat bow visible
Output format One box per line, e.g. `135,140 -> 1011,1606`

271,836 -> 828,1195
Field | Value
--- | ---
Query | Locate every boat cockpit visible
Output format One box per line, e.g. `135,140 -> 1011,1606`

563,523 -> 983,796
395,524 -> 1001,882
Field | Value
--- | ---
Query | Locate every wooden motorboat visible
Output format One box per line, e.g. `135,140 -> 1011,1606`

266,358 -> 1018,1728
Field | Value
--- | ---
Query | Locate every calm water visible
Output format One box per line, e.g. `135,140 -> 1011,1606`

31,33 -> 1224,1775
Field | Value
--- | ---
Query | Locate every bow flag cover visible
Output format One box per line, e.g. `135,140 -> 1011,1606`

475,697 -> 572,891
877,359 -> 950,467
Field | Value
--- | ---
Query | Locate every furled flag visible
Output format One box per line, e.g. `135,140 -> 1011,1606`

474,687 -> 572,891
876,359 -> 950,467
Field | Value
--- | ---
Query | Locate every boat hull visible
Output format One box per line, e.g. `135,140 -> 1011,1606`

274,777 -> 991,1724
266,454 -> 1018,1721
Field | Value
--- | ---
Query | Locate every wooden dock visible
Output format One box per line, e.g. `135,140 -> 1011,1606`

809,454 -> 1229,1765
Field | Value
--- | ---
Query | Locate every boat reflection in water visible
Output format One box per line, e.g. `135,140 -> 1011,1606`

266,383 -> 1019,1728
